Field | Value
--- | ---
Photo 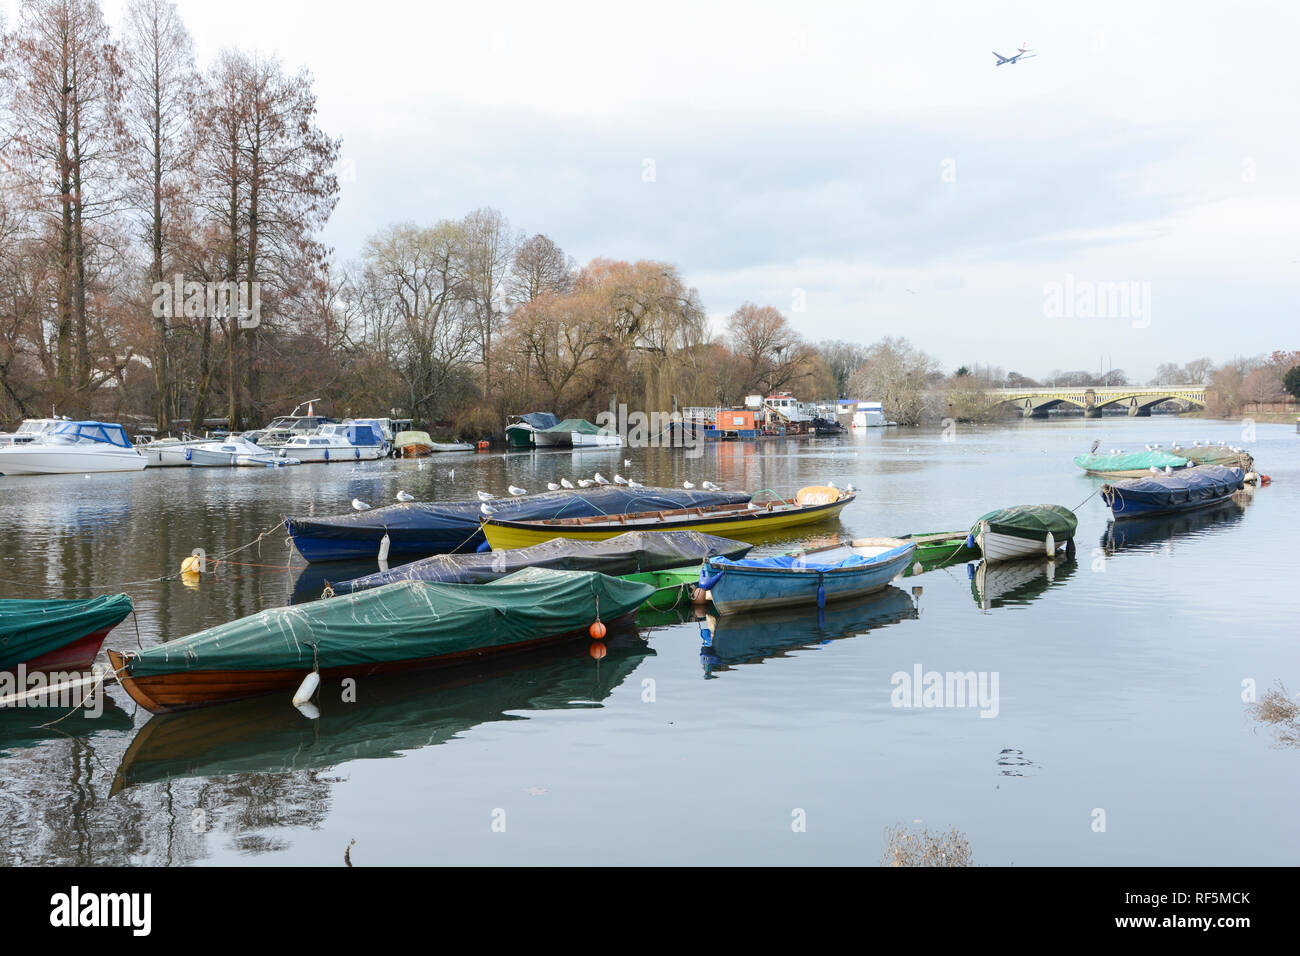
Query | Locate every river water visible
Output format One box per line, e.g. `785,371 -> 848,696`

1,416 -> 1296,865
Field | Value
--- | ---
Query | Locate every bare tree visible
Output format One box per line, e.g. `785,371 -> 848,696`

121,0 -> 194,429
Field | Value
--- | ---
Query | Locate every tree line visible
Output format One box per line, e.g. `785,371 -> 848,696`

1,1 -> 1292,435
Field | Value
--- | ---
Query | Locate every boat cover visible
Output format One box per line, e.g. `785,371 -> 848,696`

286,486 -> 753,561
1172,446 -> 1253,468
0,594 -> 133,668
331,530 -> 753,593
1073,450 -> 1188,472
541,418 -> 606,436
394,431 -> 432,446
51,421 -> 134,449
516,412 -> 560,430
706,544 -> 913,574
123,568 -> 655,676
973,504 -> 1078,540
1104,466 -> 1243,508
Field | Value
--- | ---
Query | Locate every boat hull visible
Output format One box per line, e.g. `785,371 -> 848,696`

277,444 -> 386,463
482,495 -> 855,550
399,443 -> 433,457
504,424 -> 535,448
975,526 -> 1067,562
108,618 -> 630,714
1102,466 -> 1245,519
703,539 -> 915,614
0,448 -> 147,475
571,431 -> 622,447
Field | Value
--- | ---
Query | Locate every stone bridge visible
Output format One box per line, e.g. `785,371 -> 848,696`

984,385 -> 1209,418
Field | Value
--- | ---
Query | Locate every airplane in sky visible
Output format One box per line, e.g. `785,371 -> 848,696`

993,43 -> 1036,66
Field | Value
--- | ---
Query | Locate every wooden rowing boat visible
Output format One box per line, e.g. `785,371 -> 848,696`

481,489 -> 856,550
699,537 -> 916,614
108,569 -> 653,713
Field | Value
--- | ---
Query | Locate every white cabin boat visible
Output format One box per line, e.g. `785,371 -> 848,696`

0,421 -> 146,475
0,418 -> 66,446
277,423 -> 387,463
188,436 -> 301,467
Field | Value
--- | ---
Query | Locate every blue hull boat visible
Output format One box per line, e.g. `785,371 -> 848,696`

1101,466 -> 1244,520
698,537 -> 917,614
285,486 -> 753,562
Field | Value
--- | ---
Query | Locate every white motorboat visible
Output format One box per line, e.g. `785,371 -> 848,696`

277,422 -> 388,463
0,421 -> 146,475
188,436 -> 301,467
140,435 -> 208,467
0,418 -> 66,446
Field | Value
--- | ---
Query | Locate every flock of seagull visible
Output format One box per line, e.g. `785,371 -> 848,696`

350,465 -> 726,514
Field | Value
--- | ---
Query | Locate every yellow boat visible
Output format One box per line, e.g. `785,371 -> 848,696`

481,487 -> 855,550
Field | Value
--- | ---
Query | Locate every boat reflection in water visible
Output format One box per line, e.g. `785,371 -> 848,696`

0,694 -> 135,756
698,585 -> 917,678
111,628 -> 652,794
1099,496 -> 1248,556
969,556 -> 1078,611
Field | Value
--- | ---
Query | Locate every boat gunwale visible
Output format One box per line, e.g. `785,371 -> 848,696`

483,492 -> 856,531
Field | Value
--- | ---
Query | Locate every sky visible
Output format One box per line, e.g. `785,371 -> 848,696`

12,0 -> 1298,381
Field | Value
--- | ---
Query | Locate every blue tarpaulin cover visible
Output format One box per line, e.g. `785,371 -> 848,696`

517,412 -> 560,430
708,544 -> 913,573
1103,465 -> 1244,517
286,486 -> 754,562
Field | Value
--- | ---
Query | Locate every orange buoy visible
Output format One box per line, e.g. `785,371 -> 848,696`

588,620 -> 607,640
589,641 -> 607,660
476,440 -> 490,451
1261,474 -> 1272,485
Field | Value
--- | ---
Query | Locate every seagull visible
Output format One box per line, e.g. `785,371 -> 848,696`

683,480 -> 695,489
447,469 -> 454,479
627,479 -> 643,488
593,473 -> 609,485
1164,465 -> 1173,474
508,485 -> 527,496
827,480 -> 837,489
1090,440 -> 1100,454
702,480 -> 720,491
480,502 -> 496,516
1145,444 -> 1152,451
577,478 -> 594,488
1192,440 -> 1200,447
613,474 -> 628,485
560,478 -> 574,489
476,491 -> 496,502
547,481 -> 560,491
747,502 -> 761,510
1149,466 -> 1160,473
624,459 -> 631,467
396,490 -> 415,502
846,483 -> 857,493
352,498 -> 371,511
417,460 -> 425,471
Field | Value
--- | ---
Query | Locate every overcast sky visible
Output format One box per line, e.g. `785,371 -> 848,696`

16,0 -> 1299,381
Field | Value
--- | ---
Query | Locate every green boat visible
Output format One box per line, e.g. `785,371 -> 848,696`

109,568 -> 654,713
618,565 -> 702,611
1168,443 -> 1253,471
1074,450 -> 1189,478
898,531 -> 981,574
0,593 -> 133,671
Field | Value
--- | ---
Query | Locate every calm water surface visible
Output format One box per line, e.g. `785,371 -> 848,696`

1,418 -> 1297,865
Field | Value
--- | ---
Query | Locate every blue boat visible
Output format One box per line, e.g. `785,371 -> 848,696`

285,486 -> 753,562
1101,465 -> 1244,520
698,537 -> 917,614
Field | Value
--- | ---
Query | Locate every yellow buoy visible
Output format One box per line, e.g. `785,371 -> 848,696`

180,554 -> 201,575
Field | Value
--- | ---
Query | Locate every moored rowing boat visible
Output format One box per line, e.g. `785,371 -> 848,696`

698,536 -> 915,614
1102,465 -> 1244,519
0,594 -> 133,671
970,504 -> 1077,563
108,568 -> 653,713
480,488 -> 856,550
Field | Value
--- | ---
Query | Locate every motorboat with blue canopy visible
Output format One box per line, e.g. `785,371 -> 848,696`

0,420 -> 146,474
1101,465 -> 1244,519
285,485 -> 754,562
699,537 -> 917,614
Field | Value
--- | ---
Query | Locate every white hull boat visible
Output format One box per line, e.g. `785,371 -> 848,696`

0,421 -> 146,475
571,431 -> 623,447
188,436 -> 300,467
277,422 -> 388,464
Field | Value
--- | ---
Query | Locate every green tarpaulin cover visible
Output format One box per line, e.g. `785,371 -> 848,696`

972,504 -> 1078,541
0,594 -> 132,669
1073,451 -> 1188,473
541,418 -> 608,435
125,568 -> 653,676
